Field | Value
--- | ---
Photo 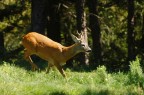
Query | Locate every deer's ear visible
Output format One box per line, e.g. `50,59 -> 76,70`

70,34 -> 80,43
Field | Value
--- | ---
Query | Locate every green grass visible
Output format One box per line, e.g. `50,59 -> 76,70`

0,60 -> 144,95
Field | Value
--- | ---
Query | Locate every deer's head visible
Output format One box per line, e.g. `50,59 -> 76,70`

70,31 -> 91,53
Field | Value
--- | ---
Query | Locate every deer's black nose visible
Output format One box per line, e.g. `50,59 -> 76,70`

86,49 -> 91,52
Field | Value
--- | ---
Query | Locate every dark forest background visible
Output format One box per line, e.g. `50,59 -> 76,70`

0,0 -> 144,72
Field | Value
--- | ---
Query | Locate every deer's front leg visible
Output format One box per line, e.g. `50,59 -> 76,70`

55,63 -> 66,78
24,50 -> 38,71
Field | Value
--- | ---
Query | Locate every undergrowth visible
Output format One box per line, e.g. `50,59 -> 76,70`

0,58 -> 144,95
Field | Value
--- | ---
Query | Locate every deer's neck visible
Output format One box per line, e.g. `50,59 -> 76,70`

62,43 -> 80,61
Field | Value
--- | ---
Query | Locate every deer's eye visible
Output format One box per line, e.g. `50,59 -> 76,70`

81,44 -> 85,47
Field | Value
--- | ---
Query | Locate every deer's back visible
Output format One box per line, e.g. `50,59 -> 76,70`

22,32 -> 65,61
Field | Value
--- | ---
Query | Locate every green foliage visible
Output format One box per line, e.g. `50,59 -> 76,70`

99,3 -> 128,69
0,0 -> 31,52
0,61 -> 144,95
128,57 -> 144,87
96,66 -> 109,83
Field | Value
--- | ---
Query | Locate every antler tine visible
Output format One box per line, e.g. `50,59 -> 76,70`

76,30 -> 81,38
77,30 -> 85,39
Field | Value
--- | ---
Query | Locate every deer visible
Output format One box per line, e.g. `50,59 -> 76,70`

22,32 -> 91,77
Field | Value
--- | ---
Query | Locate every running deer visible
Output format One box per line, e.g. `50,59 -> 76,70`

22,32 -> 91,77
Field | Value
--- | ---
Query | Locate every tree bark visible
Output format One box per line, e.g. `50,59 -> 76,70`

76,0 -> 89,65
127,0 -> 135,61
140,14 -> 144,53
88,0 -> 102,66
31,0 -> 47,34
46,0 -> 61,42
0,32 -> 5,59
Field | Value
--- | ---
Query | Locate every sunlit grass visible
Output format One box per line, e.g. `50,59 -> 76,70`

0,60 -> 143,95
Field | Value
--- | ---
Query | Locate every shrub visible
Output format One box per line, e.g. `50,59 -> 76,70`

96,66 -> 109,83
128,57 -> 144,87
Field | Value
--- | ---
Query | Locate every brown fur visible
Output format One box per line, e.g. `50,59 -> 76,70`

22,32 -> 91,77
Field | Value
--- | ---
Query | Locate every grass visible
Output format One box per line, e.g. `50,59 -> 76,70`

0,59 -> 144,95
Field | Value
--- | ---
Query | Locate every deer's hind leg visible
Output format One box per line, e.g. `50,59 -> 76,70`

24,49 -> 38,71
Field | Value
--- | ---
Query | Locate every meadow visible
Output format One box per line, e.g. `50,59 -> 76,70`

0,58 -> 144,95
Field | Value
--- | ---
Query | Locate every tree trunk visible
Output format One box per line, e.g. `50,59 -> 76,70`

127,0 -> 135,62
75,0 -> 89,65
46,0 -> 61,42
30,0 -> 48,63
141,14 -> 144,53
88,0 -> 102,67
31,0 -> 47,34
0,32 -> 5,59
